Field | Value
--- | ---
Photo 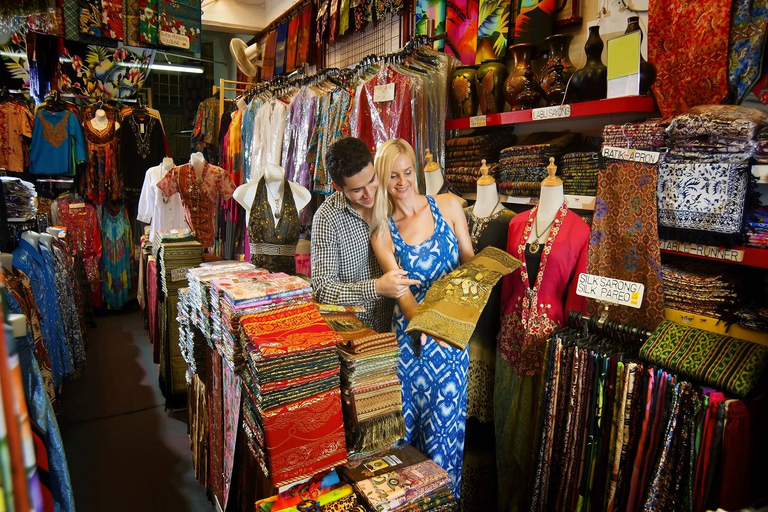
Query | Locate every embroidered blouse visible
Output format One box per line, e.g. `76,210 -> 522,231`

498,204 -> 590,375
156,162 -> 236,249
120,112 -> 168,192
0,101 -> 33,173
81,116 -> 121,204
137,164 -> 188,240
29,109 -> 87,176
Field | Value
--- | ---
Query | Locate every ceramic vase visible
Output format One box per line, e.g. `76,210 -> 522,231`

450,65 -> 479,118
625,15 -> 657,95
539,34 -> 577,102
475,58 -> 509,115
516,70 -> 543,110
503,43 -> 537,111
571,25 -> 608,102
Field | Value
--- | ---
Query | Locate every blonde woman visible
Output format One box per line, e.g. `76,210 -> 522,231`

370,139 -> 474,497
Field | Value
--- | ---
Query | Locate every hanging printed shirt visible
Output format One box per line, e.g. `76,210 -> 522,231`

0,101 -> 33,173
29,109 -> 87,176
120,112 -> 168,192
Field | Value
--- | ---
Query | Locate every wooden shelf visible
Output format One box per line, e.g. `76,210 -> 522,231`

463,193 -> 596,211
659,240 -> 768,269
664,308 -> 768,346
446,96 -> 657,131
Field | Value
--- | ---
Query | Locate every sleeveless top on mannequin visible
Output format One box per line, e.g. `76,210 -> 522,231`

247,177 -> 300,274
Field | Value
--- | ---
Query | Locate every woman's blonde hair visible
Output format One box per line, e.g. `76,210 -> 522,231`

370,138 -> 417,239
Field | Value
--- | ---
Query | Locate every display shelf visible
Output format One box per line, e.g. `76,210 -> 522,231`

462,193 -> 596,211
446,96 -> 657,131
659,240 -> 768,269
664,308 -> 768,346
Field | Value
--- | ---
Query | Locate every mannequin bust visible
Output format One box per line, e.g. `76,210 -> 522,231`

423,149 -> 444,196
162,156 -> 175,172
90,108 -> 119,131
234,163 -> 311,227
527,157 -> 564,249
21,231 -> 40,251
39,233 -> 54,250
473,159 -> 504,218
190,152 -> 206,180
46,227 -> 61,237
0,253 -> 12,271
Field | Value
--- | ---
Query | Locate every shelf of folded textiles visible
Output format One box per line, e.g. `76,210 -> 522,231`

445,96 -> 657,131
659,239 -> 768,269
664,308 -> 768,346
752,164 -> 768,184
462,193 -> 596,211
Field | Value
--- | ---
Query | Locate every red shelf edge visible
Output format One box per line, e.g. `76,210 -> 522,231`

660,247 -> 768,269
445,96 -> 657,131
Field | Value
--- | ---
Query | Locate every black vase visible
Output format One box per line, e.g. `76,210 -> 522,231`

571,25 -> 607,102
625,15 -> 657,95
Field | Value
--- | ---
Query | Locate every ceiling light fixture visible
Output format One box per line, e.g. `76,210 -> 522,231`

117,62 -> 204,73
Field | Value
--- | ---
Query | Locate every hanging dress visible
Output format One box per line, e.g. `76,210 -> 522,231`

390,195 -> 468,498
101,203 -> 133,309
248,177 -> 301,274
81,117 -> 121,205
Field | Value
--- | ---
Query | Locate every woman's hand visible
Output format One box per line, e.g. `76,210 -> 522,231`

420,332 -> 449,349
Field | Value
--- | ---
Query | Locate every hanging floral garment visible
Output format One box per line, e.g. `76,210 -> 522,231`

56,194 -> 103,309
101,203 -> 133,310
81,116 -> 121,204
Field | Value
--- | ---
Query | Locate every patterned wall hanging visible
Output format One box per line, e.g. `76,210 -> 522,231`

446,0 -> 479,65
476,0 -> 511,63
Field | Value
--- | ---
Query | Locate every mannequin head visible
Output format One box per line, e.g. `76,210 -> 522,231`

326,137 -> 378,213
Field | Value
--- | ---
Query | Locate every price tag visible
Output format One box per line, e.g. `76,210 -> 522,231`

373,83 -> 395,103
159,31 -> 191,49
171,267 -> 189,282
601,145 -> 661,164
531,104 -> 572,120
659,239 -> 745,262
576,273 -> 645,309
469,115 -> 487,128
69,202 -> 86,210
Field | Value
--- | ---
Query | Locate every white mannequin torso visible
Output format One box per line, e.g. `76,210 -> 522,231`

90,108 -> 119,131
21,231 -> 40,251
527,184 -> 564,245
473,182 -> 504,218
234,163 -> 311,227
39,233 -> 53,250
424,169 -> 444,196
162,157 -> 175,173
190,152 -> 206,180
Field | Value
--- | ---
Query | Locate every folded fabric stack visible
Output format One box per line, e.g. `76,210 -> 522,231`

256,470 -> 361,512
602,120 -> 668,150
177,287 -> 206,374
746,205 -> 768,248
214,274 -> 312,370
0,177 -> 37,219
736,300 -> 768,331
658,105 -> 767,247
498,132 -> 580,196
186,261 -> 259,343
560,152 -> 600,196
342,444 -> 456,512
239,303 -> 347,487
662,258 -> 746,323
755,126 -> 768,163
155,230 -> 204,296
445,130 -> 514,194
324,313 -> 405,459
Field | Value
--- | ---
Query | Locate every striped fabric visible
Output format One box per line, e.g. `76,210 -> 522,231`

639,320 -> 768,397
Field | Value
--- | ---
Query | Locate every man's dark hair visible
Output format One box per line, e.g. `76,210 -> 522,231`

326,137 -> 373,187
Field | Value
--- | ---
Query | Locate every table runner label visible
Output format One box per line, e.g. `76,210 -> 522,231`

171,267 -> 189,282
532,104 -> 571,120
374,83 -> 395,102
469,115 -> 487,128
601,145 -> 660,164
659,239 -> 744,262
576,273 -> 645,308
159,31 -> 190,49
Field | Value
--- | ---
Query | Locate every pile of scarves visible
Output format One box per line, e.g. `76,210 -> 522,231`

755,126 -> 768,163
324,313 -> 405,458
530,328 -> 767,512
177,287 -> 206,375
658,105 -> 766,246
662,257 -> 745,323
746,205 -> 768,248
185,261 -> 260,343
212,272 -> 311,371
444,130 -> 514,194
256,470 -> 363,512
602,121 -> 668,150
560,152 -> 600,196
497,132 -> 579,196
239,302 -> 348,488
0,177 -> 37,219
736,300 -> 768,331
343,444 -> 456,511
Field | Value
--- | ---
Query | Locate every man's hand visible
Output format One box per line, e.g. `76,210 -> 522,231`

421,332 -> 449,349
375,269 -> 421,299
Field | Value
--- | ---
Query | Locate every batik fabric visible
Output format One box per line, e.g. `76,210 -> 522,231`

728,0 -> 768,102
101,203 -> 133,309
390,195 -> 468,498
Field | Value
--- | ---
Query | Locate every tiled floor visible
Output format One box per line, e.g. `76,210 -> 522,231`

57,310 -> 214,512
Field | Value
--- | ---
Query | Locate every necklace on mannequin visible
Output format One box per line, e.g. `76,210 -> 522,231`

529,213 -> 556,255
265,182 -> 282,220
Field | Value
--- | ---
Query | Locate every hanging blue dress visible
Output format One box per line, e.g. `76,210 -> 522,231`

100,203 -> 132,310
390,195 -> 469,497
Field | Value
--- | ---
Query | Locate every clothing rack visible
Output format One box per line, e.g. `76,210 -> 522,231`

236,33 -> 445,102
566,309 -> 654,345
217,78 -> 251,124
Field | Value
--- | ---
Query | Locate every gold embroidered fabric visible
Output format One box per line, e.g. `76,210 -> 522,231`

41,112 -> 69,148
405,246 -> 522,350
